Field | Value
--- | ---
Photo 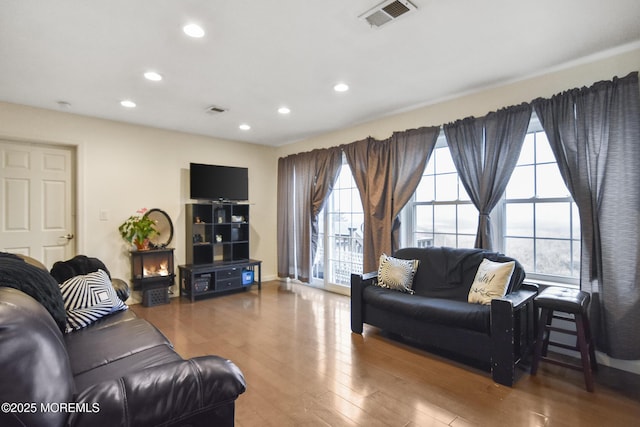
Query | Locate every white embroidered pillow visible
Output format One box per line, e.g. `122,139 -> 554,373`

377,254 -> 419,294
468,259 -> 515,305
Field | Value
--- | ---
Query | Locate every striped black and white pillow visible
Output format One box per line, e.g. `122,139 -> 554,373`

59,269 -> 127,333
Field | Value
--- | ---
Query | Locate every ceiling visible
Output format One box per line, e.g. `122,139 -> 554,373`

1,1 -> 639,147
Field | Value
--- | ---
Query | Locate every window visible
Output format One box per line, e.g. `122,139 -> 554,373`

312,158 -> 364,289
313,117 -> 580,290
407,119 -> 580,284
502,128 -> 580,281
409,135 -> 476,249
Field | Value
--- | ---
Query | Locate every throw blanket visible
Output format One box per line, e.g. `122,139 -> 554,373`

440,247 -> 488,285
0,252 -> 67,333
50,255 -> 111,284
395,247 -> 501,301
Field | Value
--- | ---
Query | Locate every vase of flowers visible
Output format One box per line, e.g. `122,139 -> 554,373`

118,208 -> 158,250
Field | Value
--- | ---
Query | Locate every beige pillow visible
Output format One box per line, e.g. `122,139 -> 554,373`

468,259 -> 515,305
377,253 -> 419,294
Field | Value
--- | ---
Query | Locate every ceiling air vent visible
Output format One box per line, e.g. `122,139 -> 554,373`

205,105 -> 227,114
360,0 -> 417,28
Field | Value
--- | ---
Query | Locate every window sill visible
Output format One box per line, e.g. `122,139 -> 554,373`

523,277 -> 579,290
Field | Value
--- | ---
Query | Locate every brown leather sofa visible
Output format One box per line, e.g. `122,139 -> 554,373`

0,254 -> 246,427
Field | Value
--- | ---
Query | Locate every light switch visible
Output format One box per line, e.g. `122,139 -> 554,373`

99,210 -> 109,221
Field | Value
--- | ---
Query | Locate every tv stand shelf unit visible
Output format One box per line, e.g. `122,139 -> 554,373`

178,260 -> 262,302
184,201 -> 261,301
186,202 -> 250,264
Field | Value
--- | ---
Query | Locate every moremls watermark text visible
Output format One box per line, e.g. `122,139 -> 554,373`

2,402 -> 100,414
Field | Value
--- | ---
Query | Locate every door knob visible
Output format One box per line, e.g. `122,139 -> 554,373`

61,233 -> 75,240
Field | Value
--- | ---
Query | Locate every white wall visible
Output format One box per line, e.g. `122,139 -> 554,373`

0,102 -> 279,300
276,45 -> 640,157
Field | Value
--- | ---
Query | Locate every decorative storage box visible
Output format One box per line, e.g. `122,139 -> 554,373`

242,270 -> 254,285
193,275 -> 211,293
143,287 -> 170,307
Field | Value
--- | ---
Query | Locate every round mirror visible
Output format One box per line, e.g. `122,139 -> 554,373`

145,208 -> 173,248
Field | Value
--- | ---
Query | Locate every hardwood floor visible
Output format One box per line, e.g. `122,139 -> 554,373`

132,281 -> 640,427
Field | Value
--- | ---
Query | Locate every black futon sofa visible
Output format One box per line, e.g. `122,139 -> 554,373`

0,254 -> 246,427
351,247 -> 538,386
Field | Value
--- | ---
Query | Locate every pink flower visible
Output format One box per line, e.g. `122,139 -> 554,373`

136,208 -> 148,214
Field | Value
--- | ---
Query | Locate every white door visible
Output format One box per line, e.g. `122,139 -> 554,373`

1,140 -> 76,268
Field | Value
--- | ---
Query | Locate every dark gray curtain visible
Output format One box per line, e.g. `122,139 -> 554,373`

344,126 -> 439,272
444,104 -> 532,249
291,151 -> 316,282
277,156 -> 296,278
533,72 -> 640,359
277,148 -> 342,282
390,128 -> 441,250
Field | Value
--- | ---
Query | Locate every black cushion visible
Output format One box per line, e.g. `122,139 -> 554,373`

0,252 -> 67,333
51,255 -> 130,302
363,285 -> 491,333
64,317 -> 173,376
394,247 -> 488,300
394,247 -> 524,301
73,345 -> 182,392
50,255 -> 112,284
535,287 -> 590,314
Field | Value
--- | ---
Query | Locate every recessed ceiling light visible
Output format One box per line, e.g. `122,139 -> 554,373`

183,23 -> 205,38
278,106 -> 291,115
239,124 -> 251,131
333,83 -> 349,92
120,100 -> 136,108
144,71 -> 163,81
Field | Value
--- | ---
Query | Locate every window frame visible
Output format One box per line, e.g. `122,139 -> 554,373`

406,133 -> 477,250
494,117 -> 580,286
405,117 -> 580,287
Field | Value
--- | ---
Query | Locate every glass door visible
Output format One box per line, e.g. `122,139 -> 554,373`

312,160 -> 364,294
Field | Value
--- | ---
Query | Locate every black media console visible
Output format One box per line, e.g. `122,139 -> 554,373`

178,260 -> 261,302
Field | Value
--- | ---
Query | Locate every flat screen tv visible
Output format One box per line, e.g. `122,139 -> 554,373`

190,163 -> 249,202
